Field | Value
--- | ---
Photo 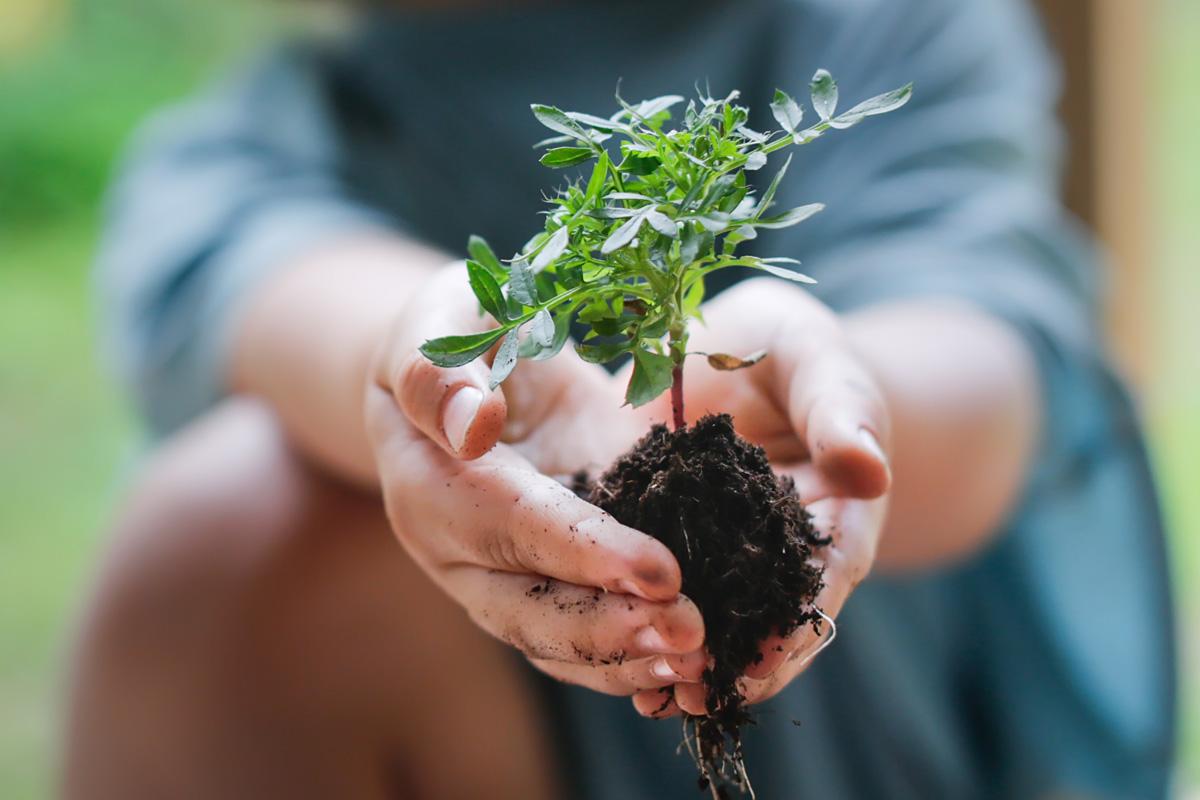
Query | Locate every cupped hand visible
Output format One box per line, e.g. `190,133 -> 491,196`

629,278 -> 892,718
365,264 -> 707,697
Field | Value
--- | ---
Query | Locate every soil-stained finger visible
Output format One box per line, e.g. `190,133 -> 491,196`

449,571 -> 705,666
632,688 -> 681,718
491,474 -> 683,600
531,649 -> 706,697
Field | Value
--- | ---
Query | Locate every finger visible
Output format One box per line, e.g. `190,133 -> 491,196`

673,682 -> 709,716
744,495 -> 883,682
633,688 -> 682,718
531,649 -> 707,697
371,395 -> 684,601
784,350 -> 891,498
451,571 -> 704,665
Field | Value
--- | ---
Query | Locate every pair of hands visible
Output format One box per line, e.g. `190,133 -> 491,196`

364,265 -> 891,718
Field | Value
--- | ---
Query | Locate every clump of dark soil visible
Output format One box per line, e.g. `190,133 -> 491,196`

587,414 -> 827,798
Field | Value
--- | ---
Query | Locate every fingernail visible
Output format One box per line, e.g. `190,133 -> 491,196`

617,578 -> 653,601
858,427 -> 888,466
635,626 -> 674,654
445,386 -> 484,453
651,657 -> 682,681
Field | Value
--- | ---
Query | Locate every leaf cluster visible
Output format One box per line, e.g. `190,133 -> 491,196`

421,71 -> 912,406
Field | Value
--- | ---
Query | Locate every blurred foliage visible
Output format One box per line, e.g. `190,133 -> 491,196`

0,1 -> 1196,798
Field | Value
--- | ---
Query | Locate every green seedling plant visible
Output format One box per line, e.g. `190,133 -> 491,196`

421,70 -> 911,430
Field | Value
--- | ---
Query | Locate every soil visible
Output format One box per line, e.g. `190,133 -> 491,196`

585,413 -> 828,798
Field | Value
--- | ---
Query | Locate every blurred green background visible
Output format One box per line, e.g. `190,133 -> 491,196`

0,0 -> 1196,797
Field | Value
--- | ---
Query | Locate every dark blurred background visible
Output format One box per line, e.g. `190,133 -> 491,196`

0,1 -> 1196,796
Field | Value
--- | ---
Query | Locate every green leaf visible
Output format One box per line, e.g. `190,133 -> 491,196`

531,104 -> 590,142
770,88 -> 804,133
755,153 -> 792,216
530,309 -> 555,347
584,151 -> 610,205
700,174 -> 738,211
489,328 -> 521,388
575,340 -> 633,364
752,262 -> 817,284
830,83 -> 913,128
679,224 -> 713,264
693,211 -> 732,233
566,111 -> 625,132
625,348 -> 675,407
682,275 -> 706,315
420,328 -> 507,368
531,310 -> 573,361
601,211 -> 647,254
631,94 -> 685,120
810,69 -> 838,120
620,153 -> 661,176
467,260 -> 507,320
508,259 -> 538,305
467,235 -> 506,282
645,209 -> 678,237
754,202 -> 824,229
540,146 -> 594,168
532,226 -> 569,271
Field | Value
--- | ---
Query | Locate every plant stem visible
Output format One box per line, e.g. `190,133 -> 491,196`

670,362 -> 685,431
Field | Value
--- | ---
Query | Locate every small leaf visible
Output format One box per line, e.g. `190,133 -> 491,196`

770,89 -> 804,133
625,348 -> 675,407
752,262 -> 817,284
810,69 -> 838,120
694,211 -> 732,233
755,154 -> 792,217
584,151 -> 610,205
467,235 -> 506,282
420,328 -> 507,368
532,226 -> 569,271
489,329 -> 521,388
540,146 -> 594,168
700,174 -> 738,211
508,259 -> 538,305
533,311 -> 573,361
682,276 -> 706,315
632,94 -> 685,120
679,224 -> 713,264
706,349 -> 768,371
530,309 -> 555,347
565,111 -> 624,132
645,209 -> 678,237
531,104 -> 589,142
605,192 -> 655,201
575,340 -> 633,364
754,202 -> 824,229
466,260 -> 507,320
601,211 -> 647,254
830,83 -> 913,128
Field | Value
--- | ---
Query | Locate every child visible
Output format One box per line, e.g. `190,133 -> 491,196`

68,0 -> 1174,797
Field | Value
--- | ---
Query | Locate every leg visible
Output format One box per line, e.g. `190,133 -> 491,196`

63,398 -> 560,800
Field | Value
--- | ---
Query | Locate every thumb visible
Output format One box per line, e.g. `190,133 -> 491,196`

389,350 -> 509,460
787,354 -> 891,499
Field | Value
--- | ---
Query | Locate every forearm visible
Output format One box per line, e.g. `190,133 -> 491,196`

229,233 -> 450,486
845,300 -> 1040,570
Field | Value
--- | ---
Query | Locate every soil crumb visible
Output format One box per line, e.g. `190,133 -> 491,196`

587,414 -> 826,797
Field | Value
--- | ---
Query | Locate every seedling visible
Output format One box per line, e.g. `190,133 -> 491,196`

421,70 -> 911,432
422,71 -> 911,798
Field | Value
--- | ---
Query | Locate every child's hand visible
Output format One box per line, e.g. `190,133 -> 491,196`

627,278 -> 892,717
365,265 -> 707,696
